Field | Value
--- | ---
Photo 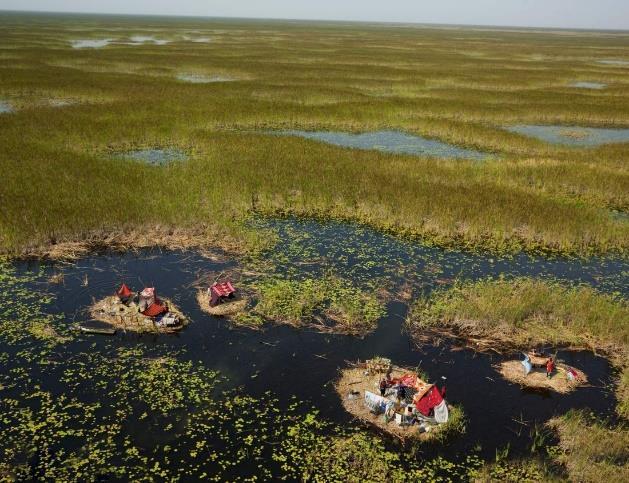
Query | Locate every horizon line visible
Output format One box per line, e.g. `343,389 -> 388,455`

1,8 -> 628,33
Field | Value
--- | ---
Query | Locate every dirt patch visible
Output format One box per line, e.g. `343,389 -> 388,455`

89,295 -> 188,334
496,360 -> 587,394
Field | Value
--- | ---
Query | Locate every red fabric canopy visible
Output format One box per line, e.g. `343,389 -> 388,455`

211,281 -> 235,297
117,283 -> 132,298
414,386 -> 444,416
142,301 -> 167,317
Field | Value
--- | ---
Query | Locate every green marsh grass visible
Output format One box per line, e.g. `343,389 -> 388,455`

406,277 -> 628,351
252,276 -> 385,335
548,410 -> 629,483
0,13 -> 628,255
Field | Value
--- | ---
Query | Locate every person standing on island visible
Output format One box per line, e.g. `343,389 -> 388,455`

379,377 -> 387,397
546,357 -> 555,378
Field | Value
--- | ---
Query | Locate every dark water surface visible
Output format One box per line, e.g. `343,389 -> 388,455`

14,218 -> 627,462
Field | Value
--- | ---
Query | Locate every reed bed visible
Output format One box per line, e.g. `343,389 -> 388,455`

0,13 -> 628,257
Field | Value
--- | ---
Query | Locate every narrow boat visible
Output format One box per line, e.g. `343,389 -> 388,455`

78,325 -> 117,336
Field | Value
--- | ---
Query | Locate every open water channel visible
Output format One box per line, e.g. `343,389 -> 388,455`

9,217 -> 626,468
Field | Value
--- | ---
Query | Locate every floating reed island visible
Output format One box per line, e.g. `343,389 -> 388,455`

89,285 -> 188,334
196,280 -> 247,317
335,358 -> 456,441
496,352 -> 588,394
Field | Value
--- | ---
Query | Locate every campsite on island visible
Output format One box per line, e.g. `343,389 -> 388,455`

0,9 -> 628,482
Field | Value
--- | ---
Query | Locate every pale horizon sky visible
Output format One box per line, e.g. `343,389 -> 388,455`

1,0 -> 628,31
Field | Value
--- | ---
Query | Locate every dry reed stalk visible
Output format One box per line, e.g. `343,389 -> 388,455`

17,225 -> 244,261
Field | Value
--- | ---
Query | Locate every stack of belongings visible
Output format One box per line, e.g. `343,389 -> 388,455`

363,367 -> 449,429
390,373 -> 449,425
116,283 -> 134,305
366,357 -> 392,375
138,287 -> 179,328
521,350 -> 550,375
208,281 -> 236,307
365,390 -> 395,415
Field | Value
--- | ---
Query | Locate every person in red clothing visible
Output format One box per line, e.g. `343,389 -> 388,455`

546,357 -> 555,378
379,378 -> 388,397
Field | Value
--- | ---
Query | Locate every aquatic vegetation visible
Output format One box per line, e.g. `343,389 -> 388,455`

407,277 -> 628,354
432,404 -> 467,443
252,276 -> 385,335
474,458 -> 560,482
547,410 -> 629,482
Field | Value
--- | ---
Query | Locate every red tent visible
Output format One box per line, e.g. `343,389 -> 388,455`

117,283 -> 133,300
209,281 -> 236,306
142,301 -> 167,317
414,386 -> 445,416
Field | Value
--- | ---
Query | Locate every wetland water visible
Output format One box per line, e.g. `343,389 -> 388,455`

70,39 -> 113,49
9,218 -> 625,466
0,100 -> 13,113
276,130 -> 490,160
112,148 -> 188,166
506,124 -> 629,146
569,81 -> 606,89
176,73 -> 233,83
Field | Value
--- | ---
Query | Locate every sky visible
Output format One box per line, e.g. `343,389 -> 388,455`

1,0 -> 628,30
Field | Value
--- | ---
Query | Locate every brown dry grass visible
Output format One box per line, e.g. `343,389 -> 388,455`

89,295 -> 188,334
16,225 -> 253,261
195,290 -> 247,317
496,360 -> 587,394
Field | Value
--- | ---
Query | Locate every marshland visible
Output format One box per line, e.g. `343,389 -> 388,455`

0,11 -> 628,482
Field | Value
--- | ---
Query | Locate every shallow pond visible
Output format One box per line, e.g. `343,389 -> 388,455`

506,124 -> 629,146
70,39 -> 113,49
0,100 -> 12,113
569,81 -> 606,89
275,130 -> 491,160
9,217 -> 625,466
182,35 -> 211,43
597,60 -> 629,66
128,35 -> 170,45
176,73 -> 233,83
112,148 -> 188,166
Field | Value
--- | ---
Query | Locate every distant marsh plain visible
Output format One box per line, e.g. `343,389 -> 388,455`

0,12 -> 628,256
